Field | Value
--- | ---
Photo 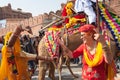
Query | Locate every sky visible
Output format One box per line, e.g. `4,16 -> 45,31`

0,0 -> 67,16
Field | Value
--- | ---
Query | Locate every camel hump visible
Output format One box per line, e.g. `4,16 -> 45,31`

105,0 -> 120,16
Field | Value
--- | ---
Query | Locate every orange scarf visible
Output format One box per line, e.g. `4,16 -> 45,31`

0,32 -> 30,80
84,42 -> 103,67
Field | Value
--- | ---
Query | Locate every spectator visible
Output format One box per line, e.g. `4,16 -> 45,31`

0,32 -> 56,80
22,35 -> 36,74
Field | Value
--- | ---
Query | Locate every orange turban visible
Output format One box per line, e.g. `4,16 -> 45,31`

79,24 -> 96,32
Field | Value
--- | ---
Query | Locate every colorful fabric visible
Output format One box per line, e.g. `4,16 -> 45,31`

45,30 -> 60,56
72,43 -> 106,80
99,2 -> 120,49
62,5 -> 69,24
72,42 -> 116,80
46,24 -> 80,56
0,32 -> 30,80
84,42 -> 103,67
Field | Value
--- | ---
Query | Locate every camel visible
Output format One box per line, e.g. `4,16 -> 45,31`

38,30 -> 83,80
37,2 -> 120,80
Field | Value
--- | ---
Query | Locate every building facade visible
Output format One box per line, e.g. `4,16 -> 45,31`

0,3 -> 61,37
0,3 -> 32,20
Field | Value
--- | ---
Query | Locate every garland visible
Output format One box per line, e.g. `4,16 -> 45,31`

65,2 -> 86,28
65,17 -> 86,28
65,2 -> 73,16
99,3 -> 120,49
84,42 -> 103,67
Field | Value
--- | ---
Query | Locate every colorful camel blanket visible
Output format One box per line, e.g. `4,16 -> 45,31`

45,30 -> 60,56
45,25 -> 80,56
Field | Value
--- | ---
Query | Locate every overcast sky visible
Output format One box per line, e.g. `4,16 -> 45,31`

0,0 -> 67,16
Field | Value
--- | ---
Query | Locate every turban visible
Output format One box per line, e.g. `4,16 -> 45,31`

79,24 -> 96,32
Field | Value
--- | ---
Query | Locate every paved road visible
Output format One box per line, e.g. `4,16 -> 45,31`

32,64 -> 82,80
32,63 -> 120,80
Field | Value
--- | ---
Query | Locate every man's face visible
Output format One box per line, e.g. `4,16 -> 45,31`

80,32 -> 92,43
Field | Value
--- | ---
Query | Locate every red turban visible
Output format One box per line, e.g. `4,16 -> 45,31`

79,24 -> 95,32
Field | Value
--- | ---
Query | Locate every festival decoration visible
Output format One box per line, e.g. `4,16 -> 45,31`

99,3 -> 120,49
65,2 -> 73,16
45,31 -> 60,56
44,1 -> 86,57
66,17 -> 86,28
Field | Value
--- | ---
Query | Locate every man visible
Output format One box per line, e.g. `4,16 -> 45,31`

58,24 -> 115,80
22,35 -> 36,75
74,0 -> 96,26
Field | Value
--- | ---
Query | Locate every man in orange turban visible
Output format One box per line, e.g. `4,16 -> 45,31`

58,24 -> 116,80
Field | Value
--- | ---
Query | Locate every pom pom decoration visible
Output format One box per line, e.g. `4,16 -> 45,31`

99,3 -> 120,49
65,2 -> 73,16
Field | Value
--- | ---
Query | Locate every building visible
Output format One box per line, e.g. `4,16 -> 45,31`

0,3 -> 62,37
0,3 -> 32,20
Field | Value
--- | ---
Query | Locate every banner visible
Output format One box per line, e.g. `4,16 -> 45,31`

0,19 -> 6,28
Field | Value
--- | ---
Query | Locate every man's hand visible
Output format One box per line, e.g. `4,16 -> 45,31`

94,33 -> 106,46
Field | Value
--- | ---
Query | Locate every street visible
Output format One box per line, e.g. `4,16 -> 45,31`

32,63 -> 82,80
31,63 -> 120,80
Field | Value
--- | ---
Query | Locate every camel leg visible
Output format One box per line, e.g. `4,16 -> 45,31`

48,62 -> 56,80
57,55 -> 64,80
38,62 -> 48,80
65,56 -> 78,78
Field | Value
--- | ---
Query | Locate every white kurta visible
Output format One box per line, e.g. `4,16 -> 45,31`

74,0 -> 96,24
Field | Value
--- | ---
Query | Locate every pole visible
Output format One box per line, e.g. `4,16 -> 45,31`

96,0 -> 100,32
39,19 -> 62,32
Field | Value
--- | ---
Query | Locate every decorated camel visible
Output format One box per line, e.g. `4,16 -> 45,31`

37,25 -> 119,80
37,1 -> 120,80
